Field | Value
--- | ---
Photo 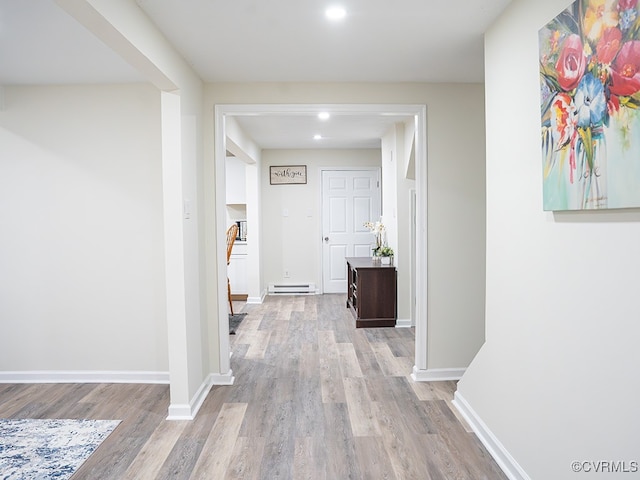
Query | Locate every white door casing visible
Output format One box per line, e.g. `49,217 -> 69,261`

321,169 -> 381,294
214,104 -> 428,384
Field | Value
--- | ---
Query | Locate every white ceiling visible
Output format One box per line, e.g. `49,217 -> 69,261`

0,0 -> 511,149
135,0 -> 510,83
0,0 -> 145,85
232,112 -> 415,150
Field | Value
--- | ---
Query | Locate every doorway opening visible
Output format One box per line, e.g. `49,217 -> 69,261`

213,104 -> 428,380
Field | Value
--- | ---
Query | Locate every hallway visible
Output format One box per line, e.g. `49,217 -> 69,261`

0,294 -> 506,479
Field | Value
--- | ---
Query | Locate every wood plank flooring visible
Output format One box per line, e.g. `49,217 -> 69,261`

0,294 -> 507,479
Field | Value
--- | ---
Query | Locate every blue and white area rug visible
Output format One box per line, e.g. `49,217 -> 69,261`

0,418 -> 120,480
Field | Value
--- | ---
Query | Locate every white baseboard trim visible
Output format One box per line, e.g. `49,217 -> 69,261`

0,370 -> 170,384
395,318 -> 412,328
452,391 -> 531,480
166,370 -> 235,420
208,371 -> 235,386
166,403 -> 194,420
167,378 -> 212,420
411,366 -> 466,381
246,289 -> 267,304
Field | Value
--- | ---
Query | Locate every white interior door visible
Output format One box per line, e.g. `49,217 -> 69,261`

322,169 -> 381,294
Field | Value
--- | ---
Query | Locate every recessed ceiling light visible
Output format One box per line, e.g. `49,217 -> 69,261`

318,112 -> 330,120
314,134 -> 323,140
325,6 -> 346,21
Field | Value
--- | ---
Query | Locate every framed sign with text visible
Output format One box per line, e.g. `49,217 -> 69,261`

270,165 -> 307,185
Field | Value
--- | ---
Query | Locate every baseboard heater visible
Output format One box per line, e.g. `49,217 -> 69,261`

268,283 -> 316,295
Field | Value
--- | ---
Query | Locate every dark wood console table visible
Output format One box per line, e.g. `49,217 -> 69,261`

346,257 -> 397,328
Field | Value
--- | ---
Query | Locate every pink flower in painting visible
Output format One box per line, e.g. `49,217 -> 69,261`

610,40 -> 640,96
608,92 -> 621,115
619,0 -> 638,10
555,34 -> 587,91
550,93 -> 575,147
596,27 -> 622,64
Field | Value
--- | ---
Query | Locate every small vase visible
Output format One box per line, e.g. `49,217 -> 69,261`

574,127 -> 607,209
381,256 -> 391,265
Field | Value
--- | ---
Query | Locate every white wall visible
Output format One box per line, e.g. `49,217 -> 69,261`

14,1 -> 211,417
205,82 -> 487,373
381,121 -> 418,325
381,126 -> 399,251
381,123 -> 412,324
0,84 -> 168,373
260,149 -> 381,288
424,86 -> 486,369
456,0 -> 640,478
71,0 -> 212,414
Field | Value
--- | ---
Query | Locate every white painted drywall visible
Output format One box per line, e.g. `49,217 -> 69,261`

0,84 -> 168,372
260,149 -> 381,288
456,0 -> 640,477
381,122 -> 417,324
8,1 -> 211,416
70,0 -> 212,413
381,125 -> 402,316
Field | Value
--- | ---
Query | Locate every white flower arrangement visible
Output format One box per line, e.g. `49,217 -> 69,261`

364,220 -> 390,256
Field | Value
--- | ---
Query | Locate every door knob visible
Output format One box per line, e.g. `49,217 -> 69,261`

324,236 -> 329,242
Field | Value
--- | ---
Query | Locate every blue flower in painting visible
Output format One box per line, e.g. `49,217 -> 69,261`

574,73 -> 607,128
620,9 -> 637,32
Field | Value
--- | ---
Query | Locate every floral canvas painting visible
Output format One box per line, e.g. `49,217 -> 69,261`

539,0 -> 640,210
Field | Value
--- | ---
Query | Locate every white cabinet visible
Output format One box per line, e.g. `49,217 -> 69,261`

226,157 -> 246,204
228,242 -> 248,295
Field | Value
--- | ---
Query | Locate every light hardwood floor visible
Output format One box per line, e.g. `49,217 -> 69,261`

0,294 -> 507,479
